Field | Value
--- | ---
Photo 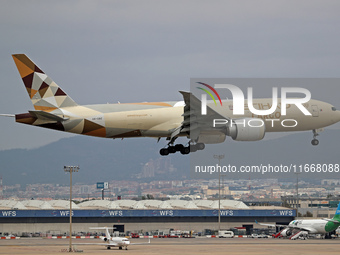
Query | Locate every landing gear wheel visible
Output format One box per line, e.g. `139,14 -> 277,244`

180,146 -> 190,155
311,139 -> 319,146
311,129 -> 320,146
160,148 -> 169,156
190,145 -> 198,152
168,146 -> 176,154
107,247 -> 111,249
196,143 -> 205,150
174,144 -> 184,151
119,246 -> 123,250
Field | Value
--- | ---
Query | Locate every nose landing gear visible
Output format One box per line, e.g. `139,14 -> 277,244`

311,129 -> 319,146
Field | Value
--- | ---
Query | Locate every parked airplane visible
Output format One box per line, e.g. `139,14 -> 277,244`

256,202 -> 340,239
76,227 -> 150,250
3,54 -> 340,155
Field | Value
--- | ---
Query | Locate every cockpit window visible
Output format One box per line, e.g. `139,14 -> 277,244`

332,107 -> 337,111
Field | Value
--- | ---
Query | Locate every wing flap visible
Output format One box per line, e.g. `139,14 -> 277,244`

179,91 -> 228,141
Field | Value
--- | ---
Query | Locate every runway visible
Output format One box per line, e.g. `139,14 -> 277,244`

1,237 -> 340,255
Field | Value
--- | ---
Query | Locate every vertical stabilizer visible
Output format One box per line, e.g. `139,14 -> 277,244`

333,202 -> 340,221
105,227 -> 111,239
12,54 -> 78,112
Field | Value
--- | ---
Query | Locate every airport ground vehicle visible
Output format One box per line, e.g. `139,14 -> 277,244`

218,230 -> 234,238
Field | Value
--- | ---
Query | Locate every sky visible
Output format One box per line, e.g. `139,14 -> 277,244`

1,0 -> 340,150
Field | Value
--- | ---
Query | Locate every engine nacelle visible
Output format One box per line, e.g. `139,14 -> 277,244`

197,133 -> 226,144
280,228 -> 292,237
227,118 -> 265,141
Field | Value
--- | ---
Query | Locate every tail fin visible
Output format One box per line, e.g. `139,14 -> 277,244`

333,202 -> 340,220
12,54 -> 78,112
89,227 -> 114,239
105,228 -> 111,239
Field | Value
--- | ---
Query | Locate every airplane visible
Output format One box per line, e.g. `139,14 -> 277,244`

256,202 -> 340,239
2,54 -> 340,156
76,227 -> 150,250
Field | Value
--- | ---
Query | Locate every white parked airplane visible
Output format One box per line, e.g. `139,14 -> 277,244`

256,202 -> 340,239
3,54 -> 340,155
76,227 -> 150,250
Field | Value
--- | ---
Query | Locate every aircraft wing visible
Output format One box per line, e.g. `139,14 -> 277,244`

75,239 -> 150,246
75,243 -> 114,246
322,218 -> 340,224
129,239 -> 151,245
179,91 -> 227,140
291,227 -> 315,233
256,221 -> 314,234
255,220 -> 287,228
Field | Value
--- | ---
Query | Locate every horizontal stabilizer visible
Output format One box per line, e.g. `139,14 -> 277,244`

0,114 -> 15,117
28,110 -> 68,122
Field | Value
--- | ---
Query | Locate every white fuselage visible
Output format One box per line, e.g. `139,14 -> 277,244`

288,219 -> 327,234
57,98 -> 340,139
100,236 -> 130,248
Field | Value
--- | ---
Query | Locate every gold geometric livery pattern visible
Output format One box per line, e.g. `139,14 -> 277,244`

12,54 -> 78,112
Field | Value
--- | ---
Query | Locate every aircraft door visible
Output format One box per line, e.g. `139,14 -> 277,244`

311,105 -> 319,117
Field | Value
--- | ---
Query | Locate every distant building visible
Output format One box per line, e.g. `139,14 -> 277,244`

321,179 -> 340,185
142,161 -> 155,178
204,186 -> 230,197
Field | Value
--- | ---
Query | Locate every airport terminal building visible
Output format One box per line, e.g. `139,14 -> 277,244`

0,199 -> 296,236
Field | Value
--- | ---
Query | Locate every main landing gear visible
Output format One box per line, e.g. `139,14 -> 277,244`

160,143 -> 205,156
311,129 -> 319,146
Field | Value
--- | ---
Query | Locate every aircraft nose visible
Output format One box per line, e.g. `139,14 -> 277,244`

332,110 -> 340,123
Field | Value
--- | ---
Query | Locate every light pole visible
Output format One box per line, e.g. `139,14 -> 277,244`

213,154 -> 225,233
295,172 -> 300,218
221,174 -> 227,198
64,165 -> 79,252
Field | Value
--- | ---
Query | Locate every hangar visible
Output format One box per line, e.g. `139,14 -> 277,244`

0,199 -> 295,236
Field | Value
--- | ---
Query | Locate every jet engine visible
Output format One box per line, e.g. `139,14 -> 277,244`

280,228 -> 292,237
227,118 -> 265,141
